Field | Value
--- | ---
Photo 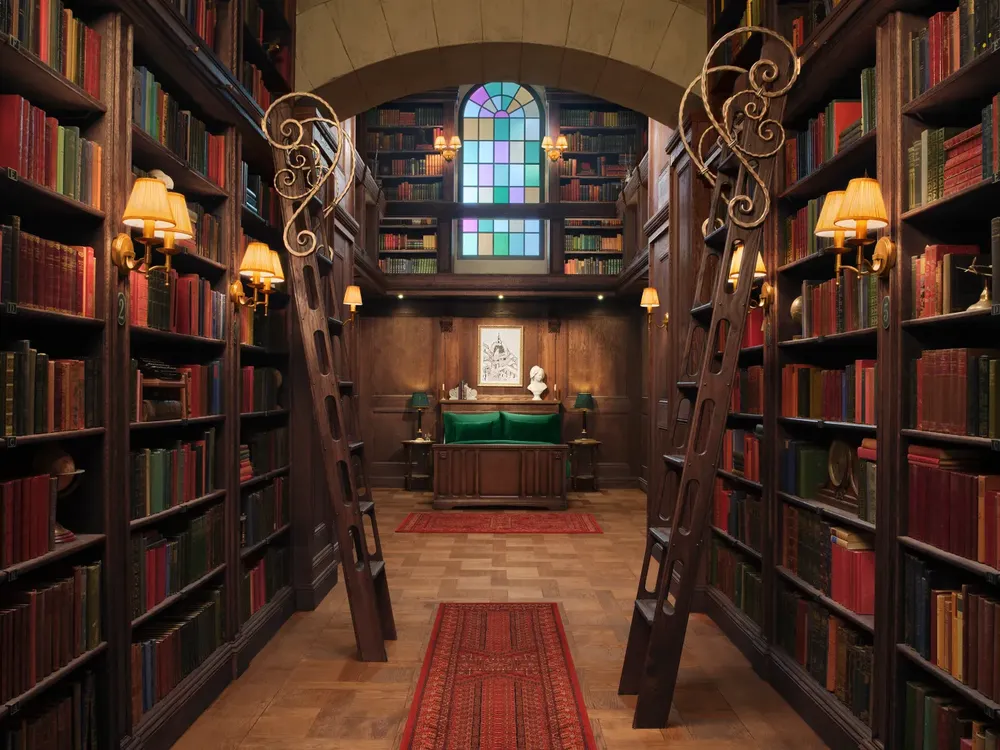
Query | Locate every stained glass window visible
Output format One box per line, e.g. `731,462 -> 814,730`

460,83 -> 544,257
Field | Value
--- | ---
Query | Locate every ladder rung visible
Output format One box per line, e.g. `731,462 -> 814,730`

677,381 -> 697,391
339,380 -> 354,393
370,560 -> 385,578
349,440 -> 364,453
704,222 -> 728,252
649,526 -> 671,547
690,301 -> 713,320
663,453 -> 683,469
358,500 -> 374,514
717,148 -> 740,176
635,599 -> 656,625
328,316 -> 344,335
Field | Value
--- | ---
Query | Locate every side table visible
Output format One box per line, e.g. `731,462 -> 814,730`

402,439 -> 433,491
568,438 -> 601,491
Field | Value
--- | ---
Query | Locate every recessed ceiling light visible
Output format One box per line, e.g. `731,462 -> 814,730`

397,294 -> 404,299
498,294 -> 504,300
597,294 -> 604,301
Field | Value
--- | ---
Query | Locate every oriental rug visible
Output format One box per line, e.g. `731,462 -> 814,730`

395,511 -> 602,534
400,602 -> 597,750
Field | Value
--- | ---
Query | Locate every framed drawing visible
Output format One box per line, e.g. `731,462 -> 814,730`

478,325 -> 523,386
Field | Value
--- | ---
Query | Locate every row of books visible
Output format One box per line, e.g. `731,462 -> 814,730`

911,348 -> 998,438
776,586 -> 873,726
0,343 -> 99,436
784,97 -> 868,187
379,258 -> 437,274
240,365 -> 281,413
0,472 -> 59,568
0,218 -> 97,317
739,306 -> 765,349
558,157 -> 628,178
364,130 -> 443,152
563,258 -> 622,275
243,2 -> 291,83
559,181 -> 620,202
910,243 -> 994,319
378,155 -> 445,177
242,162 -> 280,228
780,361 -> 878,425
907,118 -> 997,210
1,671 -> 98,748
0,562 -> 102,703
240,61 -> 272,111
384,182 -> 442,201
780,438 -> 878,526
239,546 -> 287,624
131,358 -> 223,422
902,554 -> 999,702
379,233 -> 437,251
722,428 -> 761,483
713,481 -> 763,553
241,477 -> 287,547
713,0 -> 764,63
709,540 -> 763,627
238,304 -> 287,350
797,269 -> 879,338
565,234 -> 622,252
906,446 -> 999,568
903,680 -> 999,750
782,0 -> 844,50
131,67 -> 226,187
129,428 -> 218,521
828,527 -> 876,616
130,590 -> 224,727
559,110 -> 639,128
559,134 -> 637,153
0,94 -> 102,208
245,427 -> 288,475
130,505 -> 225,619
731,365 -> 763,415
1,0 -> 103,98
907,2 -> 998,101
781,194 -> 833,265
565,219 -> 622,228
365,107 -> 442,128
128,269 -> 226,340
171,0 -> 218,50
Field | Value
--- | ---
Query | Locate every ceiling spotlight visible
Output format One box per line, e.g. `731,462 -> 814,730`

597,294 -> 604,301
498,294 -> 504,300
397,294 -> 404,299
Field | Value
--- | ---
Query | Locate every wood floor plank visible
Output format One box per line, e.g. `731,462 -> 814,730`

175,488 -> 828,750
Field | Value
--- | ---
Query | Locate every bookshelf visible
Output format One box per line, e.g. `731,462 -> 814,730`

1,0 -> 305,746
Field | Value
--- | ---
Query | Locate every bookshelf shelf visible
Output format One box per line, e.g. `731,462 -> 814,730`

0,33 -> 107,115
131,126 -> 228,201
376,174 -> 443,181
130,325 -> 226,348
728,412 -> 764,424
241,25 -> 291,95
366,124 -> 443,131
168,250 -> 229,278
240,522 -> 291,559
0,427 -> 106,450
902,46 -> 1000,119
900,176 -> 1000,223
897,644 -> 1000,717
899,428 -> 999,451
239,465 -> 290,490
777,416 -> 877,435
0,641 -> 107,721
130,414 -> 226,430
898,536 -> 1000,584
717,468 -> 763,492
558,175 -> 625,181
0,306 -> 104,328
0,169 -> 106,221
777,251 -> 838,278
241,205 -> 283,248
776,565 -> 875,634
0,533 -> 106,584
131,563 -> 227,629
900,307 -> 1000,335
710,525 -> 762,561
780,129 -> 878,203
778,327 -> 878,349
130,489 -> 228,531
239,409 -> 290,420
379,249 -> 438,255
558,125 -> 637,132
777,491 -> 876,534
239,343 -> 289,359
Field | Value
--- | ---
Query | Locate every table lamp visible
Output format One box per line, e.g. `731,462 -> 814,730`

411,391 -> 430,440
574,392 -> 595,437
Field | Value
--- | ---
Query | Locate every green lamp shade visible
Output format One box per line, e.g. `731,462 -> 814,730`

411,391 -> 430,409
573,392 -> 594,410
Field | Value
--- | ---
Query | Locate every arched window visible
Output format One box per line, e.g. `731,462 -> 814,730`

459,82 -> 544,258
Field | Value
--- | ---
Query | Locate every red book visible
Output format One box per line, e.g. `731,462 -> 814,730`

0,95 -> 29,173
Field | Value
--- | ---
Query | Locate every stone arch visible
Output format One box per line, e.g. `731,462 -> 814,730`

296,0 -> 707,126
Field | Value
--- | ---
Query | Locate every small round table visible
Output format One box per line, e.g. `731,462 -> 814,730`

402,439 -> 433,491
568,438 -> 601,491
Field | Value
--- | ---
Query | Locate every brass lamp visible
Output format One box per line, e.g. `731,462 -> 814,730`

728,242 -> 773,310
151,190 -> 195,274
434,135 -> 462,162
832,177 -> 896,277
230,241 -> 276,312
542,135 -> 568,162
641,286 -> 667,329
814,190 -> 856,282
257,248 -> 285,314
410,391 -> 430,440
573,392 -> 595,437
343,284 -> 363,324
112,177 -> 176,278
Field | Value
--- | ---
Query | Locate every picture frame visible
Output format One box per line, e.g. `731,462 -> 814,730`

478,325 -> 523,386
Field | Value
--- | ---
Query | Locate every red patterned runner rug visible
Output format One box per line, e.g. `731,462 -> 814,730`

395,512 -> 602,534
400,603 -> 597,750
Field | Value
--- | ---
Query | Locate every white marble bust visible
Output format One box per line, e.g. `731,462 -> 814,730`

527,366 -> 547,401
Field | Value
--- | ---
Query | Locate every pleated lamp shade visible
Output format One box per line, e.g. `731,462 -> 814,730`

728,243 -> 767,284
343,284 -> 363,311
814,191 -> 856,238
434,135 -> 447,150
834,177 -> 888,231
123,178 -> 175,231
154,192 -> 194,241
263,249 -> 285,288
449,136 -> 462,150
239,241 -> 275,282
640,287 -> 660,309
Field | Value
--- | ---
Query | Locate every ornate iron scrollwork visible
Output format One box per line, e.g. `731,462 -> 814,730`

679,26 -> 801,231
261,92 -> 356,257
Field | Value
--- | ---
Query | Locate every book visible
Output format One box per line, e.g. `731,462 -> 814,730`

731,365 -> 765,414
240,366 -> 282,413
912,348 -> 999,437
241,477 -> 288,547
129,428 -> 218,520
239,546 -> 288,624
780,360 -> 878,425
0,219 -> 96,314
709,537 -> 763,626
713,479 -> 763,552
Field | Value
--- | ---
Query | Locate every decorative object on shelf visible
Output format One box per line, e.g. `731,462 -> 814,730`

410,391 -> 430,440
678,26 -> 800,228
112,172 -> 193,281
231,241 -> 283,314
433,134 -> 462,162
541,135 -> 569,162
527,366 -> 548,401
960,257 -> 993,311
261,92 -> 356,258
478,325 -> 523,386
573,392 -> 595,437
33,446 -> 85,544
640,286 -> 667,329
790,295 -> 803,324
447,383 -> 478,400
820,176 -> 896,279
343,284 -> 363,325
728,241 -> 773,312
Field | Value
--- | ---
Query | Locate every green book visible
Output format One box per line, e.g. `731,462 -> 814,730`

56,125 -> 65,196
796,445 -> 828,499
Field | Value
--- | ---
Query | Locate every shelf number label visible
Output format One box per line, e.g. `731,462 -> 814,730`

3,436 -> 15,449
5,167 -> 17,182
985,706 -> 997,721
881,296 -> 890,330
988,572 -> 1000,587
2,301 -> 15,315
992,439 -> 1000,452
992,303 -> 1000,317
117,292 -> 127,326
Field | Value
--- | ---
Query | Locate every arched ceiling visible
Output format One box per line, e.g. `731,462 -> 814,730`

296,0 -> 707,126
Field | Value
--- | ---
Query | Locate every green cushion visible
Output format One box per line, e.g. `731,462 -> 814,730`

447,439 -> 557,445
500,411 -> 561,444
443,411 -> 501,443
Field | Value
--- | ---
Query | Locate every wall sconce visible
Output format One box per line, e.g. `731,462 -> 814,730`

343,284 -> 363,325
821,177 -> 896,280
728,242 -> 773,311
113,175 -> 193,282
434,135 -> 462,162
230,241 -> 281,314
640,286 -> 666,329
541,135 -> 568,162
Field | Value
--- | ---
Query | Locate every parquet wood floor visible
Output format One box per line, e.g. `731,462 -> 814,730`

174,489 -> 828,749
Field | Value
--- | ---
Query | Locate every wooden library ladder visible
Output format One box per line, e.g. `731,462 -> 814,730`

618,31 -> 799,728
263,96 -> 396,662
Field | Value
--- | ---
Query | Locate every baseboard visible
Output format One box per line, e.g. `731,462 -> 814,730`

702,587 -> 768,674
233,586 -> 296,676
637,476 -> 648,493
295,543 -> 339,610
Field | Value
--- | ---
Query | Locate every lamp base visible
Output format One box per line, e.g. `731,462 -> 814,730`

54,522 -> 76,543
967,285 -> 992,312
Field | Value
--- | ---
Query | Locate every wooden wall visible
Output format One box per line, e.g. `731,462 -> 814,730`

358,301 -> 646,488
